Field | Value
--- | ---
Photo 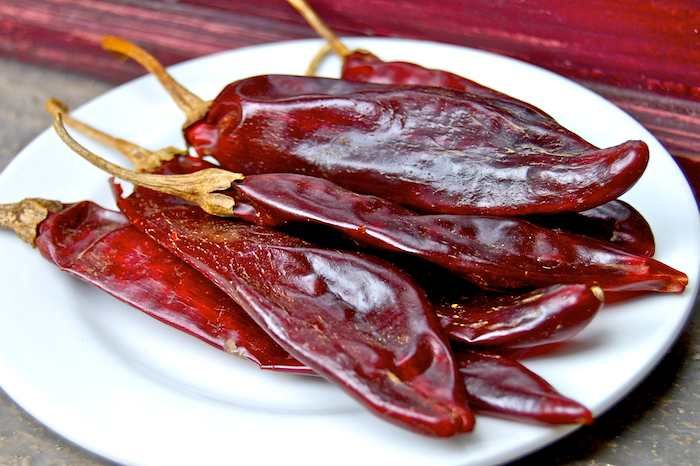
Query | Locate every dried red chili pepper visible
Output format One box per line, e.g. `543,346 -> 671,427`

436,285 -> 602,349
528,200 -> 655,257
100,37 -> 649,216
0,198 -> 306,373
228,174 -> 679,292
52,113 -> 686,294
456,350 -> 593,424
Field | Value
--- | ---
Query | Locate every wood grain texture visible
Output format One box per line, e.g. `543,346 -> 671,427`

0,0 -> 698,191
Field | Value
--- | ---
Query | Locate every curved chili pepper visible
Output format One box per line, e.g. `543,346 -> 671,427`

0,199 -> 305,373
456,350 -> 593,424
228,173 -> 681,292
529,200 -> 655,257
190,76 -> 648,216
52,113 -> 685,294
436,285 -> 602,349
100,37 -> 649,216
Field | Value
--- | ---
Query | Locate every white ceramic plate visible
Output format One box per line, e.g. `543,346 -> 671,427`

0,38 -> 698,466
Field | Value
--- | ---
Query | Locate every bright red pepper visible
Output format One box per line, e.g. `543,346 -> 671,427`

456,350 -> 593,424
435,285 -> 602,349
529,200 -> 655,257
0,199 -> 306,372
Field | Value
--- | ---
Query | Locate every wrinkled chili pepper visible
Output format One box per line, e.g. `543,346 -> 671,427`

228,173 -> 680,292
456,350 -> 593,424
436,285 -> 602,349
52,113 -> 686,294
100,37 -> 649,216
529,200 -> 655,257
1,197 -> 593,425
0,198 -> 305,373
47,99 -> 609,350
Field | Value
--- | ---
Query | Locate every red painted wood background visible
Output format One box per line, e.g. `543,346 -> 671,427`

0,0 -> 698,196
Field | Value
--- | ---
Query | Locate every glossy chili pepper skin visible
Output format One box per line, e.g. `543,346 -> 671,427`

185,74 -> 649,215
340,50 -> 604,159
456,350 -> 593,424
226,172 -> 686,293
435,285 -> 602,349
530,200 -> 655,257
113,169 -> 474,437
339,53 -> 656,256
35,201 -> 306,373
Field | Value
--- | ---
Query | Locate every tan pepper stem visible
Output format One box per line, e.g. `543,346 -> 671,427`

306,43 -> 334,76
0,198 -> 63,246
287,0 -> 351,57
101,36 -> 209,126
53,114 -> 243,217
45,98 -> 178,172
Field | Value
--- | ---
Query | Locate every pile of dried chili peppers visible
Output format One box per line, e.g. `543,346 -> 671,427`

0,0 -> 689,437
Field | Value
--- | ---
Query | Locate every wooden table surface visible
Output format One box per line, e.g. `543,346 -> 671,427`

0,57 -> 698,466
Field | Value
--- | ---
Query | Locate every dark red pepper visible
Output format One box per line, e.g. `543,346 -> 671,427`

0,199 -> 306,373
227,173 -> 680,292
456,350 -> 593,424
116,184 -> 474,436
528,200 -> 655,257
436,285 -> 602,349
102,37 -> 649,216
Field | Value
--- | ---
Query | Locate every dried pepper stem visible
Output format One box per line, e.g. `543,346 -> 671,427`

287,0 -> 351,57
45,98 -> 177,172
101,36 -> 209,125
52,114 -> 242,217
0,198 -> 62,245
306,43 -> 334,76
